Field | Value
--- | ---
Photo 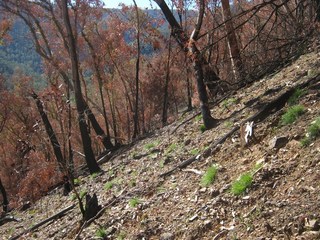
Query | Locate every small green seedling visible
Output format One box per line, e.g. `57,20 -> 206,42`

167,143 -> 177,154
195,114 -> 202,122
281,105 -> 305,125
96,227 -> 108,239
200,124 -> 206,133
90,172 -> 99,179
104,181 -> 113,191
231,172 -> 253,195
73,178 -> 81,185
222,98 -> 238,110
79,189 -> 87,199
288,88 -> 307,106
190,148 -> 200,155
144,140 -> 160,150
129,197 -> 140,208
201,165 -> 218,187
301,117 -> 320,147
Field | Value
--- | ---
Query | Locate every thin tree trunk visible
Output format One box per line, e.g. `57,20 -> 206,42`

132,0 -> 141,139
221,0 -> 244,82
0,178 -> 8,212
61,0 -> 100,174
162,34 -> 172,126
31,92 -> 65,172
81,31 -> 113,148
155,0 -> 217,129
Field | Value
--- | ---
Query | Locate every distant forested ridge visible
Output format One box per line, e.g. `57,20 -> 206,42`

0,18 -> 44,89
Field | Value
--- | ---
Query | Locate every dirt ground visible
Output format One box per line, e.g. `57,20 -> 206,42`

1,50 -> 320,240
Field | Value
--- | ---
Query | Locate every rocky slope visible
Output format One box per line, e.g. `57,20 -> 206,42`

1,50 -> 320,240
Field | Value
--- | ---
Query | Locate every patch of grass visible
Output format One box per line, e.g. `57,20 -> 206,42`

96,227 -> 107,239
144,140 -> 160,150
90,172 -> 99,179
288,88 -> 307,106
280,105 -> 305,125
167,143 -> 177,154
231,172 -> 253,195
104,181 -> 113,191
301,117 -> 320,147
159,160 -> 165,168
73,178 -> 81,185
201,165 -> 218,187
129,197 -> 140,208
190,148 -> 200,155
224,121 -> 233,128
195,114 -> 202,122
199,124 -> 206,133
222,97 -> 238,109
79,189 -> 87,199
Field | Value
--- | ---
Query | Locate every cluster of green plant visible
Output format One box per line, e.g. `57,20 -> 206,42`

96,227 -> 108,239
90,172 -> 99,179
73,178 -> 81,185
167,143 -> 177,154
301,117 -> 320,147
288,88 -> 307,105
195,114 -> 202,122
190,148 -> 200,155
129,197 -> 141,208
199,124 -> 206,133
70,188 -> 87,201
230,172 -> 253,195
201,165 -> 218,187
144,140 -> 160,150
222,97 -> 238,110
280,105 -> 305,125
104,181 -> 114,191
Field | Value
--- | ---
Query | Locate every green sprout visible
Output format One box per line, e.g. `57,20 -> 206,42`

201,165 -> 218,187
281,105 -> 305,125
231,173 -> 253,195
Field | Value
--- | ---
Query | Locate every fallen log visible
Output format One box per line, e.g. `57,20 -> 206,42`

159,75 -> 319,178
10,204 -> 75,240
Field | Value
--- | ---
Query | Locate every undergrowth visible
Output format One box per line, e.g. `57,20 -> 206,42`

231,172 -> 253,195
301,117 -> 320,146
281,105 -> 305,125
288,88 -> 307,105
201,165 -> 218,187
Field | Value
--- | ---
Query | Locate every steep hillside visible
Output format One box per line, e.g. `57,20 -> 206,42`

1,50 -> 320,239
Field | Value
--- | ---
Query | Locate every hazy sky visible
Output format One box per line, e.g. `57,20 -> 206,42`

103,0 -> 157,9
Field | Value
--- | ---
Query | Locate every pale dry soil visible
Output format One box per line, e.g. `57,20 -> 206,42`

1,50 -> 320,240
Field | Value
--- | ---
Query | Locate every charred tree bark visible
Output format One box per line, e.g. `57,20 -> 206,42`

162,34 -> 172,126
221,0 -> 244,82
31,92 -> 65,172
81,31 -> 114,151
61,0 -> 100,174
132,0 -> 141,139
154,0 -> 218,129
0,178 -> 8,212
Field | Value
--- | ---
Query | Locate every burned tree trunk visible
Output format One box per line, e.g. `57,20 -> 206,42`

0,178 -> 8,212
155,0 -> 218,129
31,92 -> 65,172
61,0 -> 100,174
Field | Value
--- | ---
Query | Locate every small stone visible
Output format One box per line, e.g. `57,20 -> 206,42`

199,187 -> 207,193
269,136 -> 289,149
160,232 -> 174,240
184,139 -> 191,146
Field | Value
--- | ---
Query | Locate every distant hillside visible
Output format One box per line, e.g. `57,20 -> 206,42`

0,19 -> 44,88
